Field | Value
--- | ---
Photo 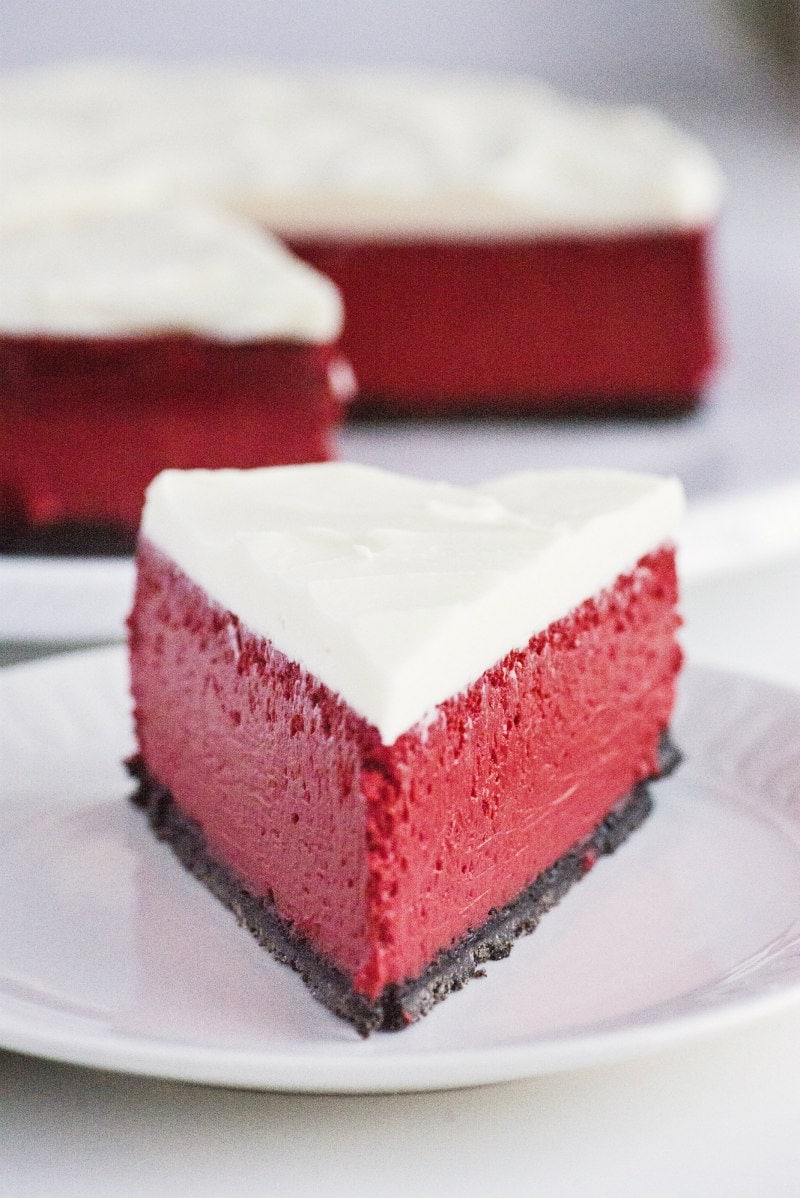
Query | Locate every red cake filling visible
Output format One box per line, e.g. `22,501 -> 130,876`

287,229 -> 717,414
129,538 -> 681,997
0,336 -> 343,533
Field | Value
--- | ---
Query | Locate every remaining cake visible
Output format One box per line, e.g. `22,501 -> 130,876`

266,74 -> 723,416
0,203 -> 350,554
0,63 -> 723,416
127,463 -> 684,1033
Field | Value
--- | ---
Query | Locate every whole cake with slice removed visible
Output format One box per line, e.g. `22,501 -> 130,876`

1,63 -> 722,417
127,463 -> 684,1033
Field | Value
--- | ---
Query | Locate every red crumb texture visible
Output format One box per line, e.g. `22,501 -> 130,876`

287,230 -> 717,415
129,540 -> 681,999
0,336 -> 343,530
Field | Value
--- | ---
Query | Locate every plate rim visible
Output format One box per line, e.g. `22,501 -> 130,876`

2,967 -> 800,1094
3,647 -> 800,1093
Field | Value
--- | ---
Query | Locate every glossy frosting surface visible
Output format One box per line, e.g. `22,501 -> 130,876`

141,464 -> 685,742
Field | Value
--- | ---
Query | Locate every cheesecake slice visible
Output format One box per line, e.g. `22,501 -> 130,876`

0,204 -> 350,554
127,463 -> 684,1033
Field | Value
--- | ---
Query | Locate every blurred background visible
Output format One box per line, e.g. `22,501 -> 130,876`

2,0 -> 798,492
1,0 -> 797,107
6,0 -> 797,477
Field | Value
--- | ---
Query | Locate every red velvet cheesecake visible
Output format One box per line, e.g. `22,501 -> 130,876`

0,64 -> 722,418
0,205 -> 351,554
127,463 -> 684,1033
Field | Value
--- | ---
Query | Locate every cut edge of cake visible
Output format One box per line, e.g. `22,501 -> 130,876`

128,735 -> 679,1035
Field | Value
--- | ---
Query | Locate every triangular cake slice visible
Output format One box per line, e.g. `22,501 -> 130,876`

128,463 -> 684,1033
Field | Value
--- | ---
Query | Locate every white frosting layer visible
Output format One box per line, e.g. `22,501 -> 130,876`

0,62 -> 723,236
0,204 -> 343,340
141,464 -> 684,744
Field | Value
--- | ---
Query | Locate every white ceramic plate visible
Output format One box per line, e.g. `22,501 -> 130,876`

0,555 -> 135,643
2,646 -> 800,1093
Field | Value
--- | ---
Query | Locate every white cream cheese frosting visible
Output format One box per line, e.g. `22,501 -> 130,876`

0,62 -> 723,236
141,463 -> 685,743
0,203 -> 343,340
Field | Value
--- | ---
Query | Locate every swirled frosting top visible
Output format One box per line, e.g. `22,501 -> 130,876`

0,62 -> 723,236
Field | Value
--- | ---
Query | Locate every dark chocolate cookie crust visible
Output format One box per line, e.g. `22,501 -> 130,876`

127,733 -> 679,1037
0,519 -> 136,557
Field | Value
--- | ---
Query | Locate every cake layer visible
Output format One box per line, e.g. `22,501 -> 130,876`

0,338 -> 344,531
141,464 -> 684,743
289,230 -> 716,413
129,536 -> 681,998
